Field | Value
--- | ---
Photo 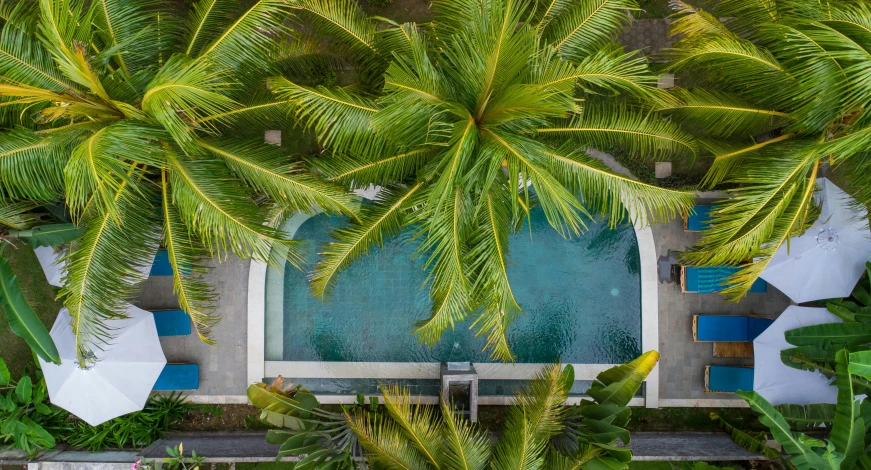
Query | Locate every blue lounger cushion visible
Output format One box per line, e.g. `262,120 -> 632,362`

687,205 -> 712,231
152,310 -> 191,336
696,315 -> 773,342
150,249 -> 173,276
685,266 -> 767,293
707,365 -> 754,393
153,364 -> 199,390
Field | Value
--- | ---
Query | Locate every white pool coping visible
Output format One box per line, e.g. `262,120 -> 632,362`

247,184 -> 661,407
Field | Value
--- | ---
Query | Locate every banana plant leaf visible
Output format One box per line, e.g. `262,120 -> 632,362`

0,256 -> 60,364
829,350 -> 864,468
9,224 -> 84,248
826,300 -> 871,324
587,350 -> 659,408
847,351 -> 871,381
709,411 -> 781,459
736,390 -> 833,470
774,404 -> 835,431
785,322 -> 871,347
247,382 -> 319,417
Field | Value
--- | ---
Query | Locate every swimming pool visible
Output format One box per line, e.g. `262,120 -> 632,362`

264,206 -> 642,366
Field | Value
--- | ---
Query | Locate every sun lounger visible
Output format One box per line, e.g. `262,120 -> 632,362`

150,249 -> 173,276
684,205 -> 713,231
681,266 -> 767,293
153,363 -> 199,390
151,310 -> 192,336
693,315 -> 773,342
705,365 -> 754,393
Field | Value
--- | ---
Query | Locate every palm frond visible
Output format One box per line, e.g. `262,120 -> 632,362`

658,87 -> 790,139
699,135 -> 797,188
540,106 -> 698,159
91,0 -> 162,77
667,0 -> 734,40
412,189 -> 473,346
184,0 -> 237,57
0,129 -> 67,200
310,183 -> 422,299
380,384 -> 444,468
0,19 -> 72,92
487,130 -> 589,238
160,169 -> 219,344
198,138 -> 357,216
60,170 -> 161,367
440,398 -> 490,470
756,23 -> 846,132
0,199 -> 38,230
294,0 -> 377,62
314,148 -> 434,188
543,0 -> 637,58
491,364 -> 572,470
63,125 -> 131,221
543,144 -> 695,226
345,409 -> 431,470
662,34 -> 789,103
715,0 -> 777,35
468,186 -> 521,362
37,0 -> 111,102
682,152 -> 819,270
548,48 -> 660,99
195,0 -> 291,72
168,152 -> 302,266
269,77 -> 381,157
142,54 -> 237,151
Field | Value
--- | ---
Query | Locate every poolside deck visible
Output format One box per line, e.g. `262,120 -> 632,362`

652,218 -> 792,405
131,16 -> 793,407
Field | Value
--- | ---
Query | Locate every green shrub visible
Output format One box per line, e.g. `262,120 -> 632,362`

0,358 -> 70,457
66,393 -> 211,451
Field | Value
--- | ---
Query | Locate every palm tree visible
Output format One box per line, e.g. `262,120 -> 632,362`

0,0 -> 357,366
659,0 -> 871,299
248,351 -> 660,470
277,0 -> 695,360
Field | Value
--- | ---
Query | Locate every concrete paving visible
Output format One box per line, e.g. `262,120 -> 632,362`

133,256 -> 250,401
652,220 -> 792,401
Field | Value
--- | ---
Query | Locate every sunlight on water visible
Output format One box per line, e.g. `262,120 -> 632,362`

273,206 -> 641,364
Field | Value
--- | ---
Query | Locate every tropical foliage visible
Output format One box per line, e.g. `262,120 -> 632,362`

0,0 -> 357,366
0,214 -> 82,364
277,0 -> 695,360
662,0 -> 871,298
718,350 -> 871,469
779,262 -> 871,395
249,351 -> 660,470
0,357 -> 69,457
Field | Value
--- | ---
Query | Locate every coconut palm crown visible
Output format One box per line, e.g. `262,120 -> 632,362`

0,0 -> 358,366
283,0 -> 696,360
660,0 -> 871,299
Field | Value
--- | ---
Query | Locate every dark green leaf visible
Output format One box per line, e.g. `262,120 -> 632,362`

15,376 -> 31,404
0,256 -> 61,364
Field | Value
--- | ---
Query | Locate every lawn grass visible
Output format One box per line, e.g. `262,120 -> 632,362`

0,243 -> 62,379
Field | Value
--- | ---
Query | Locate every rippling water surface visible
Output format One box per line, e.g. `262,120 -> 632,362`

276,206 -> 641,364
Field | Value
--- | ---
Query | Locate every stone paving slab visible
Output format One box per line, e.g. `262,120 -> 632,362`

134,256 -> 250,399
653,220 -> 792,401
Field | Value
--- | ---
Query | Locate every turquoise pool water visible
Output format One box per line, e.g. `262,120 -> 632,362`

267,206 -> 641,364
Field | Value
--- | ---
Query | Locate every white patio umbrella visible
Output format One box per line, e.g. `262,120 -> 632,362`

753,306 -> 839,405
38,305 -> 167,426
760,177 -> 871,303
33,246 -> 157,288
